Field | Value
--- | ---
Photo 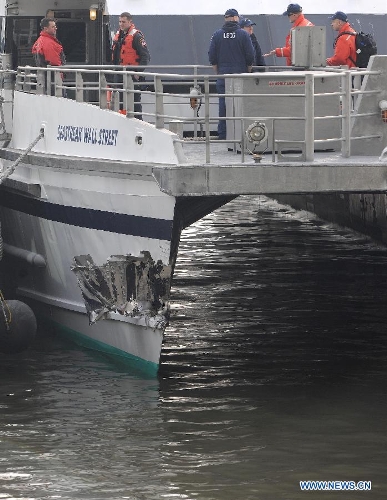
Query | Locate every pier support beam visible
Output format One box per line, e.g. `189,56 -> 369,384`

153,163 -> 387,197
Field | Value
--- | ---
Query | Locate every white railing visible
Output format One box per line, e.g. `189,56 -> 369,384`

12,64 -> 382,163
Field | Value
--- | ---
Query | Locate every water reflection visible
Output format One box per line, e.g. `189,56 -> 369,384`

158,196 -> 387,499
1,195 -> 387,499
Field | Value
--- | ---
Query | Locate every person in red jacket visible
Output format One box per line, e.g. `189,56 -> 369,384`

326,11 -> 357,67
32,18 -> 66,67
264,4 -> 313,66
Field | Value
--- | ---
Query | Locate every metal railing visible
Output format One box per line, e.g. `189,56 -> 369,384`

12,64 -> 383,163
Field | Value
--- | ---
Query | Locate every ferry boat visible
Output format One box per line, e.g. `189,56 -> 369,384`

0,0 -> 386,370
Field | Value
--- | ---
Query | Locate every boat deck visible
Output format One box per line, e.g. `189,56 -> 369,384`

181,141 -> 386,166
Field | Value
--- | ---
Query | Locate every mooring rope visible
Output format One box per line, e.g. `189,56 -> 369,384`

0,96 -> 7,137
0,127 -> 45,185
0,290 -> 11,331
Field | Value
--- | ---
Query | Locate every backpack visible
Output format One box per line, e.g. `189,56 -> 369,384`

336,31 -> 377,68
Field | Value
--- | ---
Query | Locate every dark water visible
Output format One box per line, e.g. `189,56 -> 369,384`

1,196 -> 387,499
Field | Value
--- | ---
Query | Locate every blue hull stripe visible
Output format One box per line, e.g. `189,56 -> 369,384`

0,190 -> 173,241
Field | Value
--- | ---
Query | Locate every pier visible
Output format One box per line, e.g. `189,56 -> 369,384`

153,147 -> 387,196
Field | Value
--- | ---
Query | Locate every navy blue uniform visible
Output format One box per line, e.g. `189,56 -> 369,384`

209,21 -> 255,73
251,33 -> 266,67
209,21 -> 254,139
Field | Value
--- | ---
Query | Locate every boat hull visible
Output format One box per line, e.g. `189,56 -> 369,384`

1,175 -> 175,366
1,181 -> 175,365
39,302 -> 164,370
0,91 -> 184,368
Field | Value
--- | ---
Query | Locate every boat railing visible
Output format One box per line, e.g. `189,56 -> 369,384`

12,63 -> 383,163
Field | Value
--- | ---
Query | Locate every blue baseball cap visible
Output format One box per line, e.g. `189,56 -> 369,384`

224,8 -> 239,17
329,11 -> 348,22
283,3 -> 302,15
240,18 -> 256,28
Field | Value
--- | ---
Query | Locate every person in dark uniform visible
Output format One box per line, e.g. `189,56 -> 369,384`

111,11 -> 150,119
208,8 -> 255,139
239,18 -> 266,68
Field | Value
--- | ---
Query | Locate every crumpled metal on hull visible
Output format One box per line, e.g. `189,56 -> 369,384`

71,251 -> 172,329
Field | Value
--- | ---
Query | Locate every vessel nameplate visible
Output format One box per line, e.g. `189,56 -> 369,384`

268,80 -> 305,87
57,125 -> 119,146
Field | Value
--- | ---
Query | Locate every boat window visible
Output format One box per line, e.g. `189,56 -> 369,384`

7,13 -> 105,68
56,21 -> 86,64
11,18 -> 39,67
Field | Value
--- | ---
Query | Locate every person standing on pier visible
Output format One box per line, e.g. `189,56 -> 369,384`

111,11 -> 150,119
208,8 -> 255,140
240,18 -> 266,67
326,11 -> 357,67
264,4 -> 313,66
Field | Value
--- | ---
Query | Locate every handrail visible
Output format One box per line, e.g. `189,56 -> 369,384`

11,64 -> 382,164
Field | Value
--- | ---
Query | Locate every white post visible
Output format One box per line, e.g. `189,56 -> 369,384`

204,78 -> 211,164
305,73 -> 314,162
75,71 -> 84,102
123,71 -> 134,117
341,71 -> 352,158
154,75 -> 164,129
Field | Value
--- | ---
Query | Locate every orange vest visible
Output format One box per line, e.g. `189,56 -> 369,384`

112,29 -> 139,66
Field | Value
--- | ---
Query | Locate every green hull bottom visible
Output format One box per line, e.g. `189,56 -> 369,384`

44,317 -> 160,377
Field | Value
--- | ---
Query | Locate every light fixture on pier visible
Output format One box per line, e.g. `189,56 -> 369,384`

245,121 -> 268,162
90,4 -> 98,21
189,85 -> 202,110
246,121 -> 268,144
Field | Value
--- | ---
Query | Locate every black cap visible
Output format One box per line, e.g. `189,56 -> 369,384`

283,3 -> 302,15
240,18 -> 256,28
329,11 -> 348,22
224,8 -> 239,17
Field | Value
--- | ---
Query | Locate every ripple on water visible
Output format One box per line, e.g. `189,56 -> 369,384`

1,195 -> 387,499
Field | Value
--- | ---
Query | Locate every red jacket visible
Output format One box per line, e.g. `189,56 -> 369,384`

326,23 -> 357,68
275,14 -> 314,66
32,31 -> 65,67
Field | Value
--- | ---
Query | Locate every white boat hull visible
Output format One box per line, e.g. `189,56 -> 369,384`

40,304 -> 164,368
1,92 -> 181,368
